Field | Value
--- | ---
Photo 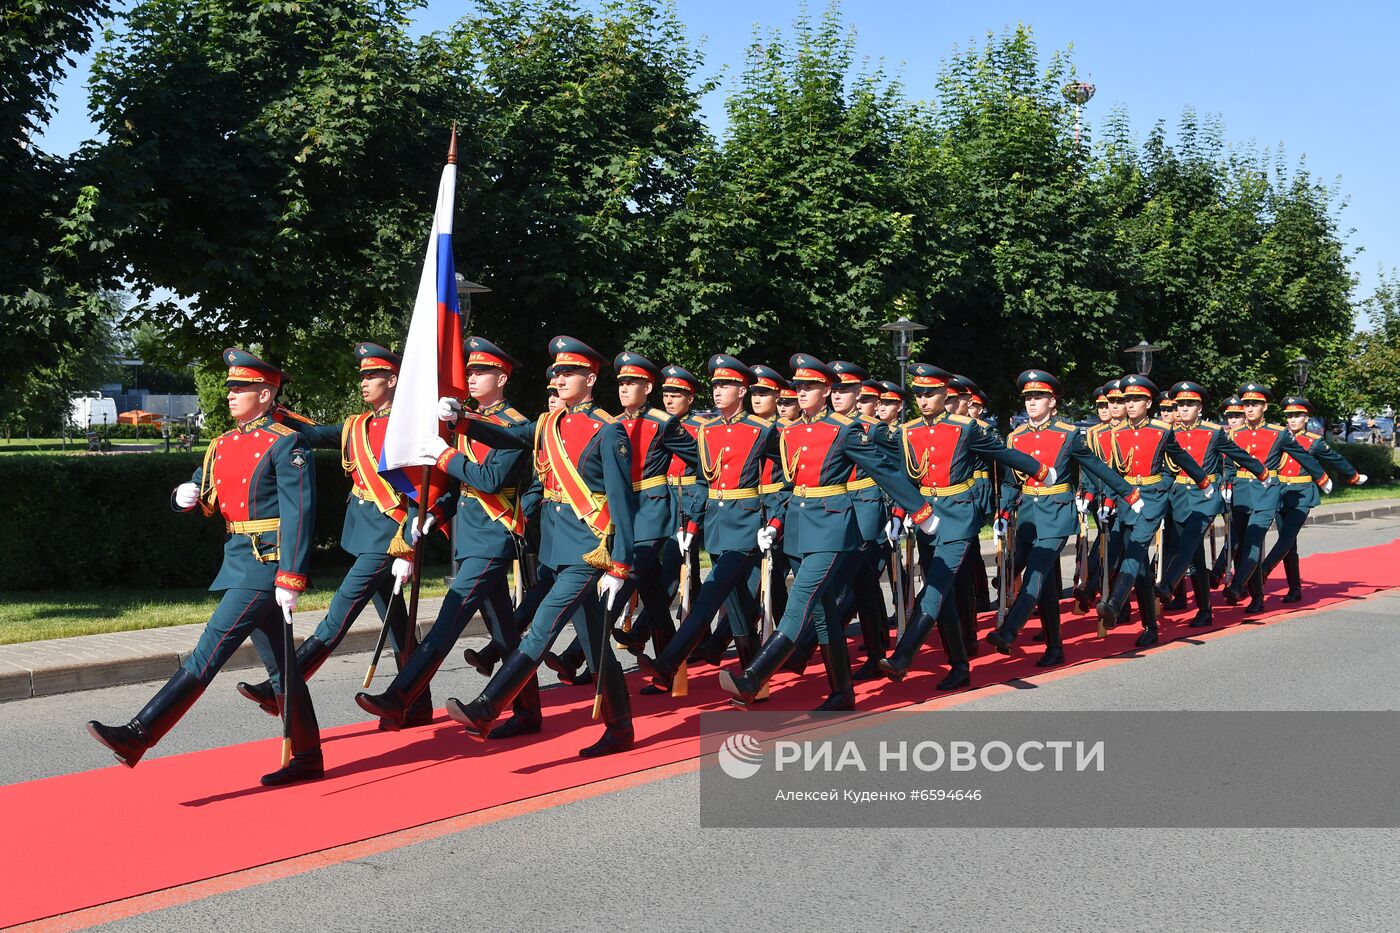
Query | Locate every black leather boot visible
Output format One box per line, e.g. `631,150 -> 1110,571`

1245,569 -> 1266,614
814,637 -> 856,712
691,627 -> 733,666
462,641 -> 501,678
934,613 -> 971,691
1036,564 -> 1065,667
1282,549 -> 1303,603
260,682 -> 324,787
718,633 -> 795,707
489,669 -> 542,739
237,635 -> 330,716
1097,568 -> 1136,630
1134,577 -> 1159,647
356,629 -> 452,731
1188,571 -> 1214,627
878,611 -> 937,682
543,644 -> 593,685
780,621 -> 817,674
444,651 -> 539,741
87,669 -> 204,768
579,652 -> 633,757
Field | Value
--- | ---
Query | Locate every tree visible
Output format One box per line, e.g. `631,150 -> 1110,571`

1337,270 -> 1400,416
1,291 -> 123,436
86,0 -> 465,414
641,4 -> 913,377
1,0 -> 115,398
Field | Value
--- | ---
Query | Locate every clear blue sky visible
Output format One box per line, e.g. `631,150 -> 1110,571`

36,0 -> 1399,312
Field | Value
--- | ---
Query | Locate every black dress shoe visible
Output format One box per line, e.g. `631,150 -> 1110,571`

260,752 -> 324,787
639,683 -> 667,695
444,697 -> 493,741
543,652 -> 593,686
85,721 -> 147,768
1244,599 -> 1266,615
635,654 -> 673,693
1222,585 -> 1242,606
462,647 -> 494,678
1281,588 -> 1302,604
1134,625 -> 1159,648
1035,646 -> 1065,668
487,713 -> 541,739
1154,583 -> 1174,606
1188,610 -> 1213,628
355,690 -> 400,725
1032,630 -> 1046,643
1096,600 -> 1118,629
935,668 -> 970,691
985,630 -> 1013,656
1168,595 -> 1189,610
236,680 -> 280,717
579,725 -> 634,758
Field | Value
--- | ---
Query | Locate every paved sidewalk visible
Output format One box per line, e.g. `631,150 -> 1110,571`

3,497 -> 1398,702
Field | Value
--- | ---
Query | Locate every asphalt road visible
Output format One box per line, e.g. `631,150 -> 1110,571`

5,516 -> 1399,931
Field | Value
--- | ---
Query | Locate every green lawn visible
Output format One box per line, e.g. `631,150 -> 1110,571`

0,436 -> 210,455
0,563 -> 457,646
1319,480 -> 1400,504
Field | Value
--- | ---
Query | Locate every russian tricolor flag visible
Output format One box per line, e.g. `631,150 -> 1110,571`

380,129 -> 465,501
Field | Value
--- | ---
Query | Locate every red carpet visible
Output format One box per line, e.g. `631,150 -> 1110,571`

3,540 -> 1398,927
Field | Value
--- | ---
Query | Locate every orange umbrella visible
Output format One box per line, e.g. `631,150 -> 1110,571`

117,410 -> 160,425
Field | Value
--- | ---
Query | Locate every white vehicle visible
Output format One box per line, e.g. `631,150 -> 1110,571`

68,393 -> 119,429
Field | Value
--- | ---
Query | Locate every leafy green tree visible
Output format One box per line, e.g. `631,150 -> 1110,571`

1,0 -> 115,401
1336,270 -> 1400,416
86,0 -> 465,414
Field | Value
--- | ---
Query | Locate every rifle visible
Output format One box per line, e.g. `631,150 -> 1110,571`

1097,509 -> 1110,637
1073,506 -> 1089,596
279,601 -> 297,768
890,534 -> 907,638
364,464 -> 430,688
673,513 -> 694,697
1154,520 -> 1166,586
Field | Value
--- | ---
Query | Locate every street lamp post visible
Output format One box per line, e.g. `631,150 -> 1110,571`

455,274 -> 491,334
1124,339 -> 1162,376
880,318 -> 928,396
1294,355 -> 1313,391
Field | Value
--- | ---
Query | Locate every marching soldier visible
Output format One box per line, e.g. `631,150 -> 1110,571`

777,384 -> 800,422
1257,396 -> 1364,602
234,342 -> 433,729
876,380 -> 907,427
636,355 -> 782,693
876,364 -> 1047,690
441,336 -> 638,757
718,355 -> 938,710
951,374 -> 996,621
1211,395 -> 1248,585
1151,381 -> 1267,627
1220,383 -> 1327,614
1094,374 -> 1212,646
356,338 -> 540,737
985,370 -> 1140,664
87,349 -> 321,786
751,363 -> 795,634
601,351 -> 698,655
857,379 -> 882,420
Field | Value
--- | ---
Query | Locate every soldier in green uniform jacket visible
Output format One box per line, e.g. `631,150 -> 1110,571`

356,338 -> 540,736
87,349 -> 321,786
1259,396 -> 1365,602
1152,381 -> 1267,627
878,363 -> 1047,691
443,336 -> 638,757
719,355 -> 939,710
1221,383 -> 1327,613
986,370 -> 1140,664
233,342 -> 435,729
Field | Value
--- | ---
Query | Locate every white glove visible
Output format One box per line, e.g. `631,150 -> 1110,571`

408,513 -> 435,546
419,433 -> 450,462
883,517 -> 902,544
391,557 -> 414,595
1322,477 -> 1334,495
1201,484 -> 1215,500
598,573 -> 625,610
275,586 -> 298,620
438,396 -> 463,424
992,517 -> 1008,539
1130,496 -> 1145,514
1356,473 -> 1368,486
675,529 -> 693,555
1075,494 -> 1089,514
1223,484 -> 1233,504
174,482 -> 199,509
756,526 -> 777,553
1043,467 -> 1058,487
1097,502 -> 1114,523
917,513 -> 939,536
